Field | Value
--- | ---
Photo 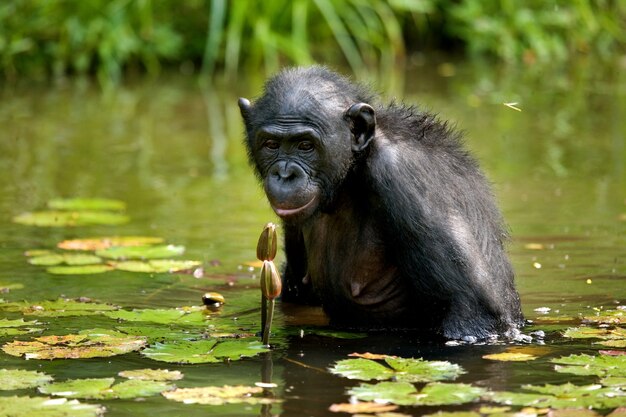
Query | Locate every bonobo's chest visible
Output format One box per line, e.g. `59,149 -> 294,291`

301,201 -> 414,326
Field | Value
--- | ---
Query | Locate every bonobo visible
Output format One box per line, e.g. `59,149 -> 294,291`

238,66 -> 524,341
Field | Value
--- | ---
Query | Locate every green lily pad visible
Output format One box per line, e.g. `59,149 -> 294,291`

0,283 -> 24,292
488,383 -> 625,409
48,198 -> 126,211
115,326 -> 197,343
482,352 -> 538,361
113,259 -> 201,273
0,396 -> 104,417
162,385 -> 280,405
46,265 -> 114,275
58,236 -> 165,250
424,412 -> 481,417
330,356 -> 464,383
0,319 -> 41,336
24,249 -> 54,257
13,210 -> 129,227
96,245 -> 185,260
348,381 -> 483,406
563,327 -> 626,340
118,368 -> 184,381
583,310 -> 626,325
1,298 -> 119,317
2,329 -> 147,360
29,254 -> 102,266
39,377 -> 172,399
104,306 -> 207,326
600,377 -> 626,387
0,369 -> 53,390
552,353 -> 626,377
142,339 -> 269,364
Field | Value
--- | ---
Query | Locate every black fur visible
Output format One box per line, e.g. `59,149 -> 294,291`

239,66 -> 523,340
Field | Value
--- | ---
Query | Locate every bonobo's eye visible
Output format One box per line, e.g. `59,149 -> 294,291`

263,140 -> 280,150
297,141 -> 314,152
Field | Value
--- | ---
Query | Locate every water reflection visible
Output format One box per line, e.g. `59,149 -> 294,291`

0,57 -> 625,416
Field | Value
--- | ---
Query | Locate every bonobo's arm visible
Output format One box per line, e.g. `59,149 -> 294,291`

281,223 -> 320,304
368,132 -> 522,339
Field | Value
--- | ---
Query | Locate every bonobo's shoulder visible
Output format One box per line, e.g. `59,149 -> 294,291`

376,102 -> 464,150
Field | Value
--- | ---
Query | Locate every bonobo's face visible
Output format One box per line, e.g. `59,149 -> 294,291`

239,99 -> 352,222
238,69 -> 377,223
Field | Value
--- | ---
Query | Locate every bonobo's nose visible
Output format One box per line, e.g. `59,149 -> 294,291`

269,162 -> 300,182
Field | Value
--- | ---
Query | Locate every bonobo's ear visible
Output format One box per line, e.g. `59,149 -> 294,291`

238,98 -> 252,123
345,103 -> 376,153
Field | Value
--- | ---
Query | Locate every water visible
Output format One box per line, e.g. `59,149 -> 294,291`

0,58 -> 625,416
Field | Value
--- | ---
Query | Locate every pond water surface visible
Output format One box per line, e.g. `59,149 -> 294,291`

1,58 -> 625,416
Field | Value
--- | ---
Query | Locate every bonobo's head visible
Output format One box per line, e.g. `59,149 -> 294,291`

239,66 -> 376,222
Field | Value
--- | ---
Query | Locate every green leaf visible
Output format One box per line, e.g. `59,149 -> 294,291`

416,382 -> 486,405
113,259 -> 201,273
47,198 -> 126,211
115,326 -> 196,343
13,211 -> 129,227
39,377 -> 172,399
96,244 -> 185,260
29,254 -> 102,266
488,383 -> 626,409
0,369 -> 53,390
118,368 -> 183,381
330,358 -> 394,380
347,381 -> 419,405
58,236 -> 164,250
583,310 -> 626,325
330,357 -> 464,383
0,396 -> 104,417
142,339 -> 269,364
0,319 -> 41,336
552,353 -> 626,377
600,376 -> 626,387
162,385 -> 280,405
104,306 -> 207,326
2,329 -> 146,360
563,326 -> 626,340
0,298 -> 119,317
46,265 -> 114,275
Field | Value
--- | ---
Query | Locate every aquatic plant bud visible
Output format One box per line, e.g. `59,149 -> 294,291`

256,222 -> 277,261
260,260 -> 281,300
202,292 -> 225,308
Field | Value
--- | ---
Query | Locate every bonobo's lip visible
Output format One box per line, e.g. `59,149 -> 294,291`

271,196 -> 317,218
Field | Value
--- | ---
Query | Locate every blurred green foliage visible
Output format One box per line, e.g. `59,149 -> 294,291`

0,0 -> 624,83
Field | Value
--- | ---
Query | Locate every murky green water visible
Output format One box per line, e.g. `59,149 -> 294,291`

1,58 -> 625,416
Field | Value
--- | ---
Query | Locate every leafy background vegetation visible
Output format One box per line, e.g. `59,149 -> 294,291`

1,0 -> 624,84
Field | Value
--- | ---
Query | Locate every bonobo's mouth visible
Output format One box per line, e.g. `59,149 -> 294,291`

271,196 -> 317,219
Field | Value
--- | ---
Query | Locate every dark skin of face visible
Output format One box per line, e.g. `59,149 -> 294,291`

240,67 -> 524,341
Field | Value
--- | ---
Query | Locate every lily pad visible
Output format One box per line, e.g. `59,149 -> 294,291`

552,353 -> 626,377
0,369 -> 53,390
29,254 -> 102,266
46,265 -> 114,275
330,356 -> 464,383
96,244 -> 185,260
104,306 -> 207,326
563,327 -> 626,340
58,236 -> 165,251
0,319 -> 41,336
348,381 -> 484,406
583,310 -> 626,325
47,198 -> 126,211
115,326 -> 197,343
118,368 -> 184,381
162,385 -> 279,405
13,210 -> 129,227
0,396 -> 104,417
482,352 -> 538,361
39,377 -> 172,399
113,259 -> 201,273
2,329 -> 147,360
1,298 -> 119,317
488,383 -> 625,409
142,339 -> 269,364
